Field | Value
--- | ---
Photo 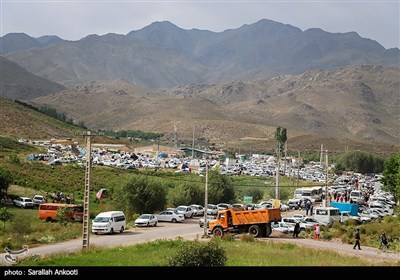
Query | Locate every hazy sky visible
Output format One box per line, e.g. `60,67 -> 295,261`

1,0 -> 399,49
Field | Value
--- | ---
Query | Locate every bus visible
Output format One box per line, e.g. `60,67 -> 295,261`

310,186 -> 323,202
294,186 -> 323,203
38,203 -> 84,222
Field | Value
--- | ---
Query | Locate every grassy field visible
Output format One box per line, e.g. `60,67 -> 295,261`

14,238 -> 399,267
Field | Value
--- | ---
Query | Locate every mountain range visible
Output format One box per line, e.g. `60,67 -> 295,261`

0,19 -> 399,154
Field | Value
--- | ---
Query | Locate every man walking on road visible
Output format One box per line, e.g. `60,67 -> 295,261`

353,228 -> 361,250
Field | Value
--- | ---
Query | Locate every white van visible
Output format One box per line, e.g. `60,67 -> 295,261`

92,211 -> 126,235
313,207 -> 341,226
349,190 -> 363,204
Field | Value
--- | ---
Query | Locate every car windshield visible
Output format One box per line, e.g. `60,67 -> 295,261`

140,214 -> 151,219
94,217 -> 110,223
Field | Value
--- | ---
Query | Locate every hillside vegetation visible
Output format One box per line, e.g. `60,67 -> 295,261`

0,97 -> 84,140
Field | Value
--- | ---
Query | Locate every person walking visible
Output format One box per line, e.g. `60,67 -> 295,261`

353,228 -> 361,250
293,221 -> 300,238
379,231 -> 389,250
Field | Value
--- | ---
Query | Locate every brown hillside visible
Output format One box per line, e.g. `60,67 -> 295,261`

0,66 -> 393,156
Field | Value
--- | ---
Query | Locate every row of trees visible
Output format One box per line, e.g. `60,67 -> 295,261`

15,101 -> 87,129
113,170 -> 236,218
98,129 -> 163,140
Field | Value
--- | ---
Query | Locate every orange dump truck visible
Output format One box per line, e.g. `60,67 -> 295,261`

208,207 -> 282,238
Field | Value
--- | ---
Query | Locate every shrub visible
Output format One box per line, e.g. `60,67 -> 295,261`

167,239 -> 227,266
240,233 -> 255,243
221,232 -> 235,242
11,212 -> 33,236
321,231 -> 334,240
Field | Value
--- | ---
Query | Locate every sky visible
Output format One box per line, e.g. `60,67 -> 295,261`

1,0 -> 399,49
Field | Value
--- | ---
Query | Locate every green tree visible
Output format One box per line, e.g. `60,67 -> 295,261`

55,205 -> 73,226
0,168 -> 13,199
168,182 -> 203,207
337,151 -> 384,174
114,175 -> 167,217
244,188 -> 264,203
381,152 -> 400,202
275,127 -> 287,159
0,207 -> 13,230
274,127 -> 287,199
208,170 -> 235,204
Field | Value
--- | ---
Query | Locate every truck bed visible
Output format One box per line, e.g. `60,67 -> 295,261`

231,208 -> 281,225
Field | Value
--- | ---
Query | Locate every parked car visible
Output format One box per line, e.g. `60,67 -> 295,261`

13,197 -> 34,208
280,202 -> 290,212
300,217 -> 319,228
134,214 -> 158,227
272,222 -> 292,233
175,206 -> 194,218
217,203 -> 231,210
166,207 -> 178,213
32,195 -> 46,206
198,215 -> 217,228
206,204 -> 218,215
287,199 -> 300,210
189,204 -> 205,216
155,210 -> 184,223
282,217 -> 306,231
245,203 -> 262,210
231,203 -> 246,211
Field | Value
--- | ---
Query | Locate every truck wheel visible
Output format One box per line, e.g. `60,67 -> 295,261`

249,225 -> 261,237
264,224 -> 272,237
212,227 -> 224,237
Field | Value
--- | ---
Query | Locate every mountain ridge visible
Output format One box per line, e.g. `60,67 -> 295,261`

2,18 -> 399,91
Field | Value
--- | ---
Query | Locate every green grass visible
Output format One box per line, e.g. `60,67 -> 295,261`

15,238 -> 398,266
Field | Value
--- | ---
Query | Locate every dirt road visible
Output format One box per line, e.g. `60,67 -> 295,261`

1,217 -> 399,267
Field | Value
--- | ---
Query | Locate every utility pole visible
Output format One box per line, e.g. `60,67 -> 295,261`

82,130 -> 92,248
320,144 -> 323,166
192,124 -> 195,158
173,124 -> 177,149
324,150 -> 329,207
203,161 -> 209,238
275,146 -> 280,200
296,150 -> 300,188
157,137 -> 160,167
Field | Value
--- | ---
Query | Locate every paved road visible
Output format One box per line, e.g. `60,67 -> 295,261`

0,219 -> 203,266
1,216 -> 399,266
266,233 -> 400,264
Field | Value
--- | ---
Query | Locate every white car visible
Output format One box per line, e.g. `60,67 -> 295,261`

156,211 -> 184,223
206,204 -> 219,215
198,215 -> 217,228
189,204 -> 205,216
280,203 -> 290,212
13,197 -> 34,208
134,214 -> 158,227
300,217 -> 319,228
176,206 -> 194,218
272,222 -> 292,233
32,195 -> 46,206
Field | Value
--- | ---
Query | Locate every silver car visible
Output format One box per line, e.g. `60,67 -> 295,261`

13,197 -> 34,208
199,215 -> 217,228
156,211 -> 185,223
176,206 -> 194,218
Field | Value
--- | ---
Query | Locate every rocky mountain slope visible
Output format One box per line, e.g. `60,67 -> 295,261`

25,65 -> 399,155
